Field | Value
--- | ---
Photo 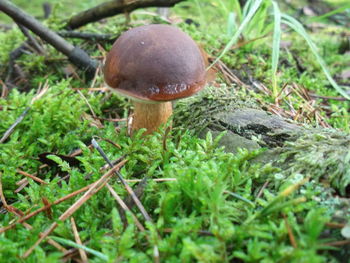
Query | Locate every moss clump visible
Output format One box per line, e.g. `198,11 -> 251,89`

173,84 -> 260,134
277,129 -> 350,195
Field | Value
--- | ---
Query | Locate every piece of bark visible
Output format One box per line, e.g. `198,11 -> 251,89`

65,0 -> 187,30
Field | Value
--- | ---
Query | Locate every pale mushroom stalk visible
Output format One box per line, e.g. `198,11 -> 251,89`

132,101 -> 172,133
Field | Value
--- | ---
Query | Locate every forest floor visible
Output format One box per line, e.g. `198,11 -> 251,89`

0,0 -> 349,262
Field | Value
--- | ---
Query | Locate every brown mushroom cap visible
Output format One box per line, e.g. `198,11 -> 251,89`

104,24 -> 206,102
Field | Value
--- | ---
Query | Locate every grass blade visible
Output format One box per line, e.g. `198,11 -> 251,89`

282,14 -> 350,100
50,236 -> 108,261
271,1 -> 281,98
308,4 -> 350,23
209,0 -> 263,69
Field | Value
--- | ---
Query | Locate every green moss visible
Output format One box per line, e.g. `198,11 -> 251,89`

0,0 -> 349,262
277,129 -> 350,195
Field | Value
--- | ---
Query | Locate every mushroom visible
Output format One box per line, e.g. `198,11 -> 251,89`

104,24 -> 207,135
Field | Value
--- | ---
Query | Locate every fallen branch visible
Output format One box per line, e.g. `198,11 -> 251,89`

0,0 -> 98,77
65,0 -> 187,30
58,31 -> 117,41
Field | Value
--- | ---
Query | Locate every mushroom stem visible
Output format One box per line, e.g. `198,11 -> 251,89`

132,101 -> 172,135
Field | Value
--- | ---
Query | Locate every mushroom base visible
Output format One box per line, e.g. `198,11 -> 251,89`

132,101 -> 172,135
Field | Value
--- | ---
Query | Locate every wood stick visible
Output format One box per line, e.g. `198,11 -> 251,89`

58,31 -> 117,41
92,139 -> 152,222
65,0 -> 187,30
22,160 -> 126,258
17,169 -> 47,185
70,217 -> 88,262
0,173 -> 67,253
0,107 -> 30,143
0,0 -> 98,76
106,184 -> 145,232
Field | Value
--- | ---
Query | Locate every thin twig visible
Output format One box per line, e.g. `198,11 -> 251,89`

283,214 -> 297,248
106,184 -> 145,232
125,178 -> 176,183
92,138 -> 152,222
17,24 -> 45,54
323,240 -> 350,247
65,0 -> 186,29
22,160 -> 126,258
1,182 -> 94,233
0,173 -> 67,253
0,81 -> 49,144
70,217 -> 88,263
77,90 -> 96,118
256,180 -> 270,199
325,222 -> 346,229
17,170 -> 47,185
58,31 -> 117,41
0,107 -> 30,143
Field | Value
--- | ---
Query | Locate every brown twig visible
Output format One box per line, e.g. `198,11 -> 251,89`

92,139 -> 152,222
325,222 -> 346,228
65,0 -> 186,30
0,0 -> 98,76
1,79 -> 9,98
17,169 -> 47,185
283,214 -> 297,248
0,173 -> 67,253
323,240 -> 350,247
106,184 -> 145,232
58,31 -> 117,41
17,24 -> 45,55
162,228 -> 214,236
256,180 -> 269,199
22,160 -> 126,258
77,90 -> 97,118
125,178 -> 176,183
1,182 -> 94,233
70,217 -> 88,263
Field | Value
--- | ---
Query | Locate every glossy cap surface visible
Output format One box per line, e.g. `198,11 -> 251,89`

104,24 -> 206,102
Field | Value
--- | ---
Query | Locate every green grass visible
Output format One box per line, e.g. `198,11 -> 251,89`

0,0 -> 350,262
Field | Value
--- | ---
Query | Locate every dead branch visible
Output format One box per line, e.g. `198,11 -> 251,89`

0,0 -> 98,77
17,24 -> 45,55
58,31 -> 117,41
65,0 -> 187,30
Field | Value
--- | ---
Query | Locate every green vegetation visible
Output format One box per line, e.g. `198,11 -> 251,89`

0,0 -> 349,262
